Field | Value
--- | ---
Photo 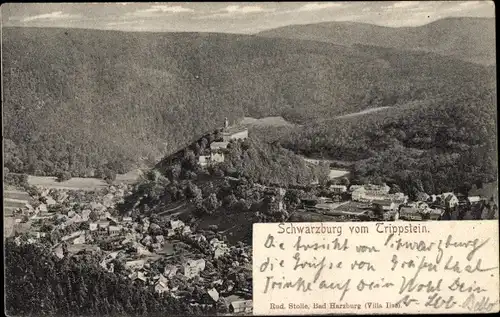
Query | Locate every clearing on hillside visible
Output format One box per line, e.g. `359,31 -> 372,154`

27,170 -> 142,191
27,176 -> 108,191
241,116 -> 298,127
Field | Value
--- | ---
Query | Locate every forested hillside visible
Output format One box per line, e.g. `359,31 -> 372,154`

258,17 -> 496,65
3,26 -> 495,178
279,88 -> 497,195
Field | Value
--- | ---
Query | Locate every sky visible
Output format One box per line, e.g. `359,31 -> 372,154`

1,1 -> 495,33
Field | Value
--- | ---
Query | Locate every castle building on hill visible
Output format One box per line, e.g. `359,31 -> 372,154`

198,117 -> 248,168
221,117 -> 248,142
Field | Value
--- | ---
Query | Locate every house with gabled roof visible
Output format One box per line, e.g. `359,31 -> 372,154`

443,193 -> 459,209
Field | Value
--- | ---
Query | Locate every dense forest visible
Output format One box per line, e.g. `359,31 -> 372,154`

119,134 -> 325,218
3,26 -> 495,179
5,239 -> 214,316
278,86 -> 497,195
220,138 -> 325,186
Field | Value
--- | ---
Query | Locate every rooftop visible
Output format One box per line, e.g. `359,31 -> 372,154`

210,142 -> 229,150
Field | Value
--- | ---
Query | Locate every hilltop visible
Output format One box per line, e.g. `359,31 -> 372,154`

258,17 -> 496,65
3,26 -> 495,179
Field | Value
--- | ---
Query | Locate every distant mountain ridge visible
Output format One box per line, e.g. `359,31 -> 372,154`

257,17 -> 496,66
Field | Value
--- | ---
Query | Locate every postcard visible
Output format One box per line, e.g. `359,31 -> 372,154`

2,2 -> 497,316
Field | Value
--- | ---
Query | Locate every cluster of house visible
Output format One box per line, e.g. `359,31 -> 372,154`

198,118 -> 249,168
398,192 -> 483,221
320,183 -> 484,221
50,216 -> 251,312
348,183 -> 408,204
11,184 -> 252,313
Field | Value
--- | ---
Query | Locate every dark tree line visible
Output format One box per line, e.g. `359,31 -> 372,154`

278,88 -> 497,196
5,238 -> 214,316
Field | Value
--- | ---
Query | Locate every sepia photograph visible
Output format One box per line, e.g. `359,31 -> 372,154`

2,1 -> 497,316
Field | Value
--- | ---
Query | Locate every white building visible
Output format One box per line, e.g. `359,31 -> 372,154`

210,152 -> 225,164
442,193 -> 459,208
351,187 -> 366,201
198,155 -> 210,167
184,259 -> 206,279
109,225 -> 122,235
467,196 -> 481,204
125,259 -> 146,270
89,223 -> 98,231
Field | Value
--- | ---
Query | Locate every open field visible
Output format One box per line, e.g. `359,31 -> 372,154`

4,218 -> 32,238
241,116 -> 298,127
3,199 -> 27,209
4,216 -> 16,238
4,190 -> 31,201
300,156 -> 351,179
290,210 -> 352,222
329,169 -> 350,179
4,189 -> 31,217
115,169 -> 144,184
28,176 -> 109,191
27,170 -> 142,191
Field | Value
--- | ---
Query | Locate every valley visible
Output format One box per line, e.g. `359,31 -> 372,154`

2,9 -> 497,317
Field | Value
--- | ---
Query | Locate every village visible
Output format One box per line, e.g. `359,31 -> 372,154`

4,182 -> 253,315
3,118 -> 497,316
298,182 -> 493,222
190,117 -> 495,223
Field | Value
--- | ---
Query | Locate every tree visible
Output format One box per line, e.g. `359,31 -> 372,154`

103,169 -> 116,183
203,193 -> 221,214
89,210 -> 99,222
389,184 -> 401,194
474,179 -> 483,189
457,182 -> 472,196
167,164 -> 182,180
339,177 -> 350,187
56,171 -> 72,182
40,223 -> 54,233
222,194 -> 238,207
284,189 -> 302,206
373,204 -> 384,218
